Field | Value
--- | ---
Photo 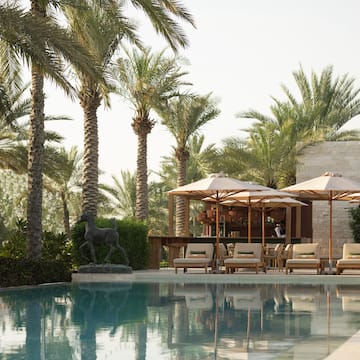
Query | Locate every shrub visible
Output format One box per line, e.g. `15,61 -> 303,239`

349,206 -> 360,243
71,217 -> 149,270
0,257 -> 72,287
0,219 -> 74,286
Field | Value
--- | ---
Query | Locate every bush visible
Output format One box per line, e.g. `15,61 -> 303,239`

71,217 -> 149,270
0,219 -> 73,267
0,219 -> 74,286
349,206 -> 360,243
0,257 -> 72,287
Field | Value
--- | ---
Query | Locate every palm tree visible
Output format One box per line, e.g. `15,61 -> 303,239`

100,170 -> 137,219
44,146 -> 82,238
66,1 -> 194,219
0,0 -> 101,259
112,47 -> 189,221
157,93 -> 220,235
159,134 -> 218,189
63,0 -> 142,217
235,65 -> 360,188
156,134 -> 218,235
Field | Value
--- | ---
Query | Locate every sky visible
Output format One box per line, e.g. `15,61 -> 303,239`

42,0 -> 360,185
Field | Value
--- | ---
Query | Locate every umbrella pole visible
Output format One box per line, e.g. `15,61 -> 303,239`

261,207 -> 265,248
329,197 -> 333,272
248,204 -> 252,243
215,200 -> 220,271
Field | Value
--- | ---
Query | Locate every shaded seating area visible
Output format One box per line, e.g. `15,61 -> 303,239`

224,243 -> 266,274
285,243 -> 321,274
336,243 -> 360,274
173,243 -> 214,274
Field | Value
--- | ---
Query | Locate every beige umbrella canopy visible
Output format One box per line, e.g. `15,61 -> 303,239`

168,173 -> 270,266
281,171 -> 360,271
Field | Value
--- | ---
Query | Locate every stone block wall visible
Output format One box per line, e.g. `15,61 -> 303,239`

296,141 -> 360,257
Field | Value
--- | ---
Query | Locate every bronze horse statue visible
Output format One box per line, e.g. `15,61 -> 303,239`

77,213 -> 129,265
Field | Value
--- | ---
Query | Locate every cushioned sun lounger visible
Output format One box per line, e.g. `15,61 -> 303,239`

285,243 -> 321,274
336,243 -> 360,274
224,243 -> 266,274
173,243 -> 214,274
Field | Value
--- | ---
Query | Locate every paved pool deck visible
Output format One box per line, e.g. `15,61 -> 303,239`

72,266 -> 360,285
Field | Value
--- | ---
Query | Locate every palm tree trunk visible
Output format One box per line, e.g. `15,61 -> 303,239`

175,149 -> 188,236
61,191 -> 71,239
80,85 -> 100,216
27,1 -> 46,259
135,131 -> 148,221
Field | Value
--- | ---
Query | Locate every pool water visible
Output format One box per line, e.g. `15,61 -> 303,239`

1,282 -> 360,359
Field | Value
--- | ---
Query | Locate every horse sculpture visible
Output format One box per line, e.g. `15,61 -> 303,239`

77,213 -> 129,265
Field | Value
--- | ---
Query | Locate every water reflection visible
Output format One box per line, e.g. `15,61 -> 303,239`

1,282 -> 360,359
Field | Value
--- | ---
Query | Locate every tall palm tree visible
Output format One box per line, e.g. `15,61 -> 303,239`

156,134 -> 218,235
158,93 -> 220,235
66,1 -> 194,219
0,0 -> 101,259
63,0 -> 142,217
159,134 -> 218,189
112,47 -> 189,221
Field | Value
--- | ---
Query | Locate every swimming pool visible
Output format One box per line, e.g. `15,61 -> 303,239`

1,281 -> 359,359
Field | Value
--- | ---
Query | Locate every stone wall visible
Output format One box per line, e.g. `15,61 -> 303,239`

296,141 -> 360,257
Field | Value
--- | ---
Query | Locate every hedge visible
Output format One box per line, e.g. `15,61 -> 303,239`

0,257 -> 72,287
71,217 -> 149,270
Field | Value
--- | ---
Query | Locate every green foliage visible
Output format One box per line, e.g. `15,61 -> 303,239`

349,206 -> 360,243
71,217 -> 149,270
0,218 -> 73,267
0,257 -> 72,287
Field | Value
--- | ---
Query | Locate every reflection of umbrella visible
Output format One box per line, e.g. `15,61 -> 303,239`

168,173 -> 269,268
282,171 -> 360,272
221,189 -> 298,245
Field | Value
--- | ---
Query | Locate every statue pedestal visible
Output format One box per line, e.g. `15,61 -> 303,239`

78,264 -> 132,274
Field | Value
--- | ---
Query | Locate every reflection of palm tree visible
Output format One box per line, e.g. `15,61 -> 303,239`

26,300 -> 41,359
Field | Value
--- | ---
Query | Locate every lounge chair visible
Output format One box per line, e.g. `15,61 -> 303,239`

224,243 -> 266,274
285,243 -> 321,274
173,243 -> 214,274
336,243 -> 360,274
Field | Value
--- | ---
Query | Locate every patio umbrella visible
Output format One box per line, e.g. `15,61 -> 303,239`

281,171 -> 360,272
168,173 -> 270,268
222,196 -> 307,246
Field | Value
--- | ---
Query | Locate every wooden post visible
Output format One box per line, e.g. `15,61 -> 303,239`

149,236 -> 162,269
285,207 -> 291,243
296,206 -> 301,238
185,197 -> 190,236
168,194 -> 174,236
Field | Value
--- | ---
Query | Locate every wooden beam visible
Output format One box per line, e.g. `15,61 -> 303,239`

168,194 -> 174,236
